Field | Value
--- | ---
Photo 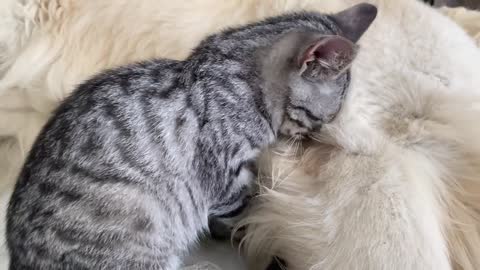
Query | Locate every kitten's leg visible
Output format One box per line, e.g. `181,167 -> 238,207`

208,200 -> 250,241
208,156 -> 258,240
209,163 -> 257,241
209,217 -> 235,240
7,181 -> 202,270
266,257 -> 287,270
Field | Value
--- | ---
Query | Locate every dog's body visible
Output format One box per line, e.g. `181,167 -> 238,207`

242,2 -> 480,269
1,0 -> 480,269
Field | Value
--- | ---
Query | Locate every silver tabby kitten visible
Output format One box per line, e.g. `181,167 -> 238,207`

6,3 -> 376,270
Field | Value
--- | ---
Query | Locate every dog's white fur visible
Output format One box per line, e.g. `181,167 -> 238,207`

241,2 -> 480,269
1,0 -> 480,269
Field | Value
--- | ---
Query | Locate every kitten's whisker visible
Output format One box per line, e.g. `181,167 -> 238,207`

297,137 -> 304,155
292,138 -> 300,156
286,136 -> 297,149
308,133 -> 324,144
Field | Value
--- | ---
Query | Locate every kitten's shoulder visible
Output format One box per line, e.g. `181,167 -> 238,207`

47,58 -> 182,122
65,59 -> 181,99
80,59 -> 180,91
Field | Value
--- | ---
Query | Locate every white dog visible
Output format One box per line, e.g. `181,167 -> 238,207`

241,2 -> 480,269
1,0 -> 480,269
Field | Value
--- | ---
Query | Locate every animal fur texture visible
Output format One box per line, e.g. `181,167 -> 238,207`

6,8 -> 376,269
441,6 -> 480,45
240,2 -> 480,270
1,0 -> 480,269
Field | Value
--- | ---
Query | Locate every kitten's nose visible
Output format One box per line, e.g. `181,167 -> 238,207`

294,133 -> 305,140
279,121 -> 309,138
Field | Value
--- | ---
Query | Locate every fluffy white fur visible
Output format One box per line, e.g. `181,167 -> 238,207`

1,0 -> 480,269
241,2 -> 480,269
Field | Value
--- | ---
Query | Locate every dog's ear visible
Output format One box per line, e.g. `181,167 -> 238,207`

330,3 -> 378,43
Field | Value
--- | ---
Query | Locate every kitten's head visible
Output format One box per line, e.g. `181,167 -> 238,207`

262,3 -> 377,138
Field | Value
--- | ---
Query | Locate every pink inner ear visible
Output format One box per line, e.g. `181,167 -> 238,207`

300,36 -> 354,67
300,43 -> 321,66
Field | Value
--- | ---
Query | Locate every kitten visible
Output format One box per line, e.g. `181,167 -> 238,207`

6,3 -> 376,270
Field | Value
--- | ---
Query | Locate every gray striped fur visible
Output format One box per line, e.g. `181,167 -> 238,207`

6,4 -> 376,270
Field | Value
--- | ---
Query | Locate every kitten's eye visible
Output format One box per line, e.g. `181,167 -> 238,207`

312,123 -> 323,131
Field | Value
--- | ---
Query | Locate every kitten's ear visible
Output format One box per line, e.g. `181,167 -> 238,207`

330,3 -> 378,43
298,36 -> 357,81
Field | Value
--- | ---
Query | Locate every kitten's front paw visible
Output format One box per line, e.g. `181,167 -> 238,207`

209,217 -> 233,241
266,257 -> 287,270
208,216 -> 247,242
208,217 -> 246,242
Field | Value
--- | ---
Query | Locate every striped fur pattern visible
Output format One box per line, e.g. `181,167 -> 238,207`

5,7 -> 376,270
2,0 -> 480,270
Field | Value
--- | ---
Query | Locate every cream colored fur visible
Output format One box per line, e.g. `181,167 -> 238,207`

1,0 -> 480,269
241,2 -> 480,269
442,6 -> 480,45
